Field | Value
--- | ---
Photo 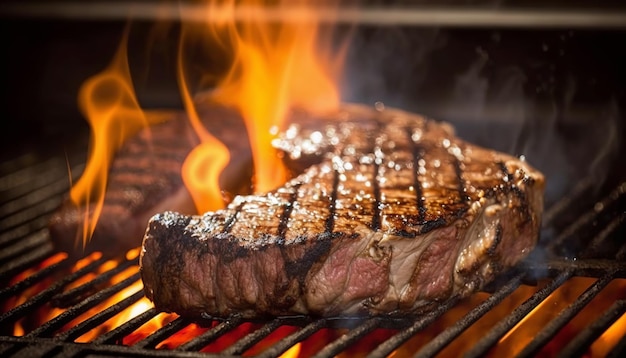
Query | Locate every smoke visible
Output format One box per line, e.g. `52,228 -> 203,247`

340,26 -> 623,208
588,100 -> 621,186
340,26 -> 446,108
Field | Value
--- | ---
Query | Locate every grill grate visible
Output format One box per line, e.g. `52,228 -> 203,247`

1,144 -> 625,357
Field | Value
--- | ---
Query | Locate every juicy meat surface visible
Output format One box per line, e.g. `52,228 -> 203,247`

48,103 -> 252,256
140,104 -> 545,318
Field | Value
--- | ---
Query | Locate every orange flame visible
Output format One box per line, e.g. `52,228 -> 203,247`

201,0 -> 343,194
70,28 -> 168,246
280,342 -> 302,358
178,33 -> 231,213
71,1 -> 346,242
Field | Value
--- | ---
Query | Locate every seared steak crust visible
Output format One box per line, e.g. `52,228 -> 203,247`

140,104 -> 544,318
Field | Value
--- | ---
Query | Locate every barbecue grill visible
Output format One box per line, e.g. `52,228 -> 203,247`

1,1 -> 626,357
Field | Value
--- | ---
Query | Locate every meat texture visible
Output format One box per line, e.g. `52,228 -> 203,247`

140,104 -> 545,318
48,103 -> 252,256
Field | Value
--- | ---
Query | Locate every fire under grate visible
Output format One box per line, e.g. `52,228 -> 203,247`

1,144 -> 626,358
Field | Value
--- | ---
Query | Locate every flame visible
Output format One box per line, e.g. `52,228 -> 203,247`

70,27 -> 169,247
198,0 -> 343,194
69,1 -> 346,242
280,342 -> 301,358
178,20 -> 231,213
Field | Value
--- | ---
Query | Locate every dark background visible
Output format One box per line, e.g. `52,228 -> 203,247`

1,1 -> 625,208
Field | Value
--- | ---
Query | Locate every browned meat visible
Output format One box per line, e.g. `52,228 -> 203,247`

140,104 -> 544,318
48,103 -> 252,256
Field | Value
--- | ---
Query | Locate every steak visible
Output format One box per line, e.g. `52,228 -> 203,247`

48,103 -> 252,256
140,104 -> 544,318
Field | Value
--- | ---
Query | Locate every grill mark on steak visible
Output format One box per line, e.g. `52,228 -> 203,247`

222,202 -> 245,234
277,184 -> 301,240
284,176 -> 337,288
497,161 -> 514,183
453,154 -> 470,205
487,223 -> 503,258
371,158 -> 383,231
496,160 -> 533,223
418,217 -> 448,235
140,104 -> 545,318
370,119 -> 387,232
325,169 -> 340,234
407,128 -> 426,223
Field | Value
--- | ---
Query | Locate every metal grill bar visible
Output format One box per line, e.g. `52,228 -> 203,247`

517,271 -> 616,358
0,229 -> 49,265
583,212 -> 626,258
412,273 -> 525,358
256,319 -> 328,358
534,258 -> 626,276
0,256 -> 71,301
0,175 -> 72,221
0,156 -> 71,197
2,338 -> 60,358
0,157 -> 81,266
607,331 -> 626,358
557,300 -> 626,358
134,317 -> 191,349
0,341 -> 26,357
463,270 -> 572,358
0,194 -> 66,236
314,317 -> 382,358
52,256 -> 138,307
0,217 -> 54,250
93,307 -> 159,345
0,154 -> 79,234
541,178 -> 593,227
0,336 -> 218,358
366,298 -> 459,358
0,255 -> 106,327
56,289 -> 145,342
220,319 -> 285,356
177,316 -> 244,352
0,242 -> 55,283
547,182 -> 626,252
25,272 -> 141,338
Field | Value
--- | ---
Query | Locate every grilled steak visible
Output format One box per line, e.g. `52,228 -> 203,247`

140,104 -> 544,318
48,103 -> 252,256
